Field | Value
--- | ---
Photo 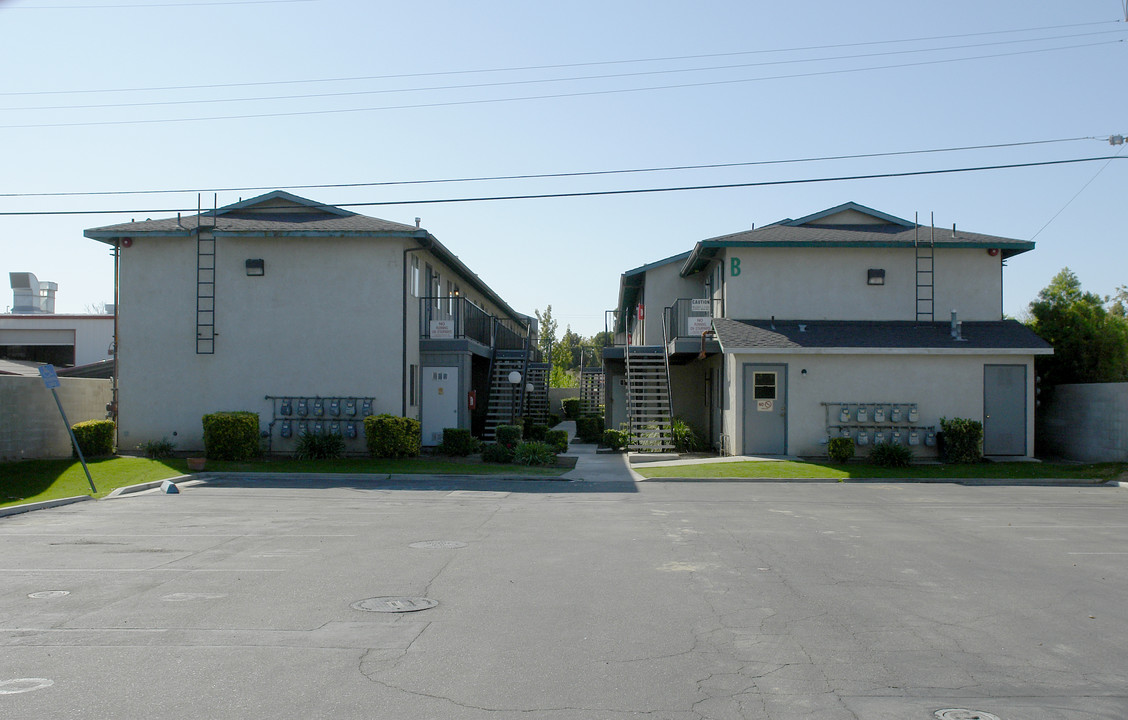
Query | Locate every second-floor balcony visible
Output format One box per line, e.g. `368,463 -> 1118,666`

419,297 -> 537,356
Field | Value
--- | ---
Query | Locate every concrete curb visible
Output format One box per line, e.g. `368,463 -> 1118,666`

105,474 -> 195,498
188,472 -> 572,483
0,495 -> 93,518
634,475 -> 1116,486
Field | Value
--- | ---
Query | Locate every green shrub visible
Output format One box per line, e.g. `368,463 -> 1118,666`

72,419 -> 115,457
202,411 -> 259,461
141,437 -> 176,459
827,437 -> 855,463
547,413 -> 562,428
561,398 -> 581,419
295,432 -> 345,460
513,441 -> 557,466
869,441 -> 912,468
364,414 -> 421,459
671,417 -> 703,453
525,424 -> 548,442
495,424 -> 523,449
575,416 -> 604,443
602,428 -> 628,451
481,442 -> 514,464
545,429 -> 569,454
940,417 -> 983,464
440,428 -> 480,457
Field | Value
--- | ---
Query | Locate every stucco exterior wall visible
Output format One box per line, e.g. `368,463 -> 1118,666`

0,315 -> 114,366
0,377 -> 112,460
1040,382 -> 1128,462
721,247 -> 1002,322
117,234 -> 407,451
722,352 -> 1035,458
640,262 -> 702,346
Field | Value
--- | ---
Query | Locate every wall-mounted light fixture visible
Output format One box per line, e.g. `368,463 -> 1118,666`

245,259 -> 265,276
867,269 -> 885,286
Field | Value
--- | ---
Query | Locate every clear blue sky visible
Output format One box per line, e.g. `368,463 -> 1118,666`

1,0 -> 1125,337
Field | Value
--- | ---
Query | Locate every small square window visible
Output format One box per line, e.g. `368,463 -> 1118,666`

867,269 -> 885,285
245,259 -> 265,276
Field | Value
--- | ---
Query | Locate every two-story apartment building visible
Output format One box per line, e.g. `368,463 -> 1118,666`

85,191 -> 544,453
605,202 -> 1052,458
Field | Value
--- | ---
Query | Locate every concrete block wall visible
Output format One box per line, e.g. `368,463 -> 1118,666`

548,388 -> 580,418
0,377 -> 113,461
1040,382 -> 1128,462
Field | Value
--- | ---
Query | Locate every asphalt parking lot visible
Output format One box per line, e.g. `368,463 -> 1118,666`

1,475 -> 1126,719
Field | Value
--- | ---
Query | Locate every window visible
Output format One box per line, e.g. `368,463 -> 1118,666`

753,372 -> 776,400
411,256 -> 420,297
446,280 -> 454,313
429,266 -> 440,309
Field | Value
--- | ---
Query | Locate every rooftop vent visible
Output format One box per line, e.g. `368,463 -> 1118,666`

9,272 -> 57,314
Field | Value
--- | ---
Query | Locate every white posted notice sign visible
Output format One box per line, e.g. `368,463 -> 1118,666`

430,320 -> 455,339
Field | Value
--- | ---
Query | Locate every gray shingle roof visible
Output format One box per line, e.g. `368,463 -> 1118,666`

712,317 -> 1053,352
84,191 -> 420,238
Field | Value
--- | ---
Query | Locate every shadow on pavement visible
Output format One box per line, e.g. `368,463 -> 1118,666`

197,474 -> 639,494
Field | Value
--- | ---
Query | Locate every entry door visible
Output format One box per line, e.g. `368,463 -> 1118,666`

983,364 -> 1026,456
421,366 -> 459,447
742,364 -> 787,455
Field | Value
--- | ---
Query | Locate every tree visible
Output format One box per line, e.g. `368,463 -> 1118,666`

555,326 -> 584,371
1027,268 -> 1128,384
534,306 -> 557,360
590,330 -> 614,365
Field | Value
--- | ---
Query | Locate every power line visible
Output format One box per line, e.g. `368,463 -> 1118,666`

3,39 -> 1121,130
1,0 -> 312,8
1031,144 -> 1127,240
4,156 -> 1123,217
9,29 -> 1124,113
0,19 -> 1117,98
0,135 -> 1105,199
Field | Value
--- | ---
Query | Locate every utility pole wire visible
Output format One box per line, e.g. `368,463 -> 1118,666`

2,39 -> 1120,130
0,135 -> 1105,199
1030,144 -> 1127,240
3,156 -> 1123,218
8,29 -> 1123,112
1,19 -> 1116,98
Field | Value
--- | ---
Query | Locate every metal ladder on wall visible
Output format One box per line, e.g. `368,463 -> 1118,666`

195,207 -> 217,354
914,215 -> 935,323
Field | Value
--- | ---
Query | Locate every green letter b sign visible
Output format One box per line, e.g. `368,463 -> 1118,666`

730,257 -> 741,277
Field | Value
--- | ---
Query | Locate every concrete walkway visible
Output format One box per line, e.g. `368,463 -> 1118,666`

554,420 -> 643,483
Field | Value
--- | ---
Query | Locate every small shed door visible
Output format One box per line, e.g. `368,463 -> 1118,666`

983,364 -> 1026,456
742,364 -> 787,455
421,367 -> 459,447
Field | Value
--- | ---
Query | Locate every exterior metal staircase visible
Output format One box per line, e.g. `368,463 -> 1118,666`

624,345 -> 674,452
524,361 -> 550,425
579,367 -> 605,417
483,349 -> 530,440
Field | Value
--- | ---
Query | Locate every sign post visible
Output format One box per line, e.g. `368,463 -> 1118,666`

38,365 -> 97,494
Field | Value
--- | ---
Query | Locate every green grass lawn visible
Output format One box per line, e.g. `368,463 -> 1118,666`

1,455 -> 568,508
635,459 -> 1128,481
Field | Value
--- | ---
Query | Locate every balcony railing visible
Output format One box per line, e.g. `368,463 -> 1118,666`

667,298 -> 723,340
493,317 -> 529,351
419,297 -> 493,346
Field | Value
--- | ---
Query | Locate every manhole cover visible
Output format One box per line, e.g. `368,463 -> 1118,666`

0,678 -> 53,695
28,591 -> 70,599
351,596 -> 438,613
935,711 -> 1001,720
409,540 -> 467,549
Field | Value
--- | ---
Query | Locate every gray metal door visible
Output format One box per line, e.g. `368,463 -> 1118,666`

742,364 -> 787,455
984,364 -> 1026,456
